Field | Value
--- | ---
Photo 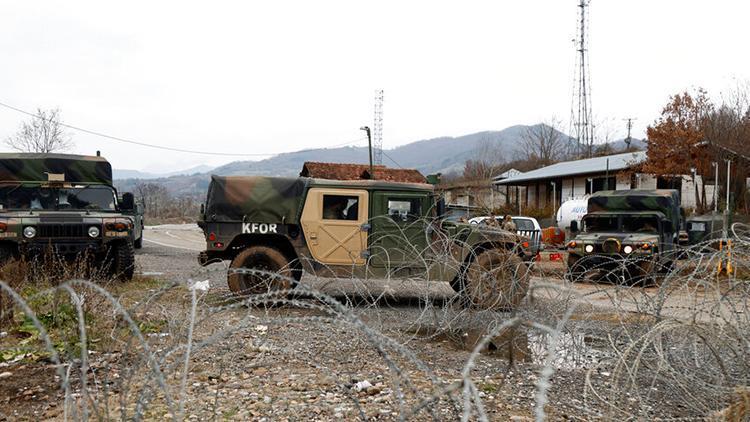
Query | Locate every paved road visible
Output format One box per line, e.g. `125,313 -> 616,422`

143,223 -> 205,251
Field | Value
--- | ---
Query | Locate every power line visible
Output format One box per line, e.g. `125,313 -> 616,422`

381,149 -> 404,168
0,100 -> 365,157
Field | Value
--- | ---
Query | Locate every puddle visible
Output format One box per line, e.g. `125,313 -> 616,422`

413,325 -> 612,369
528,332 -> 613,370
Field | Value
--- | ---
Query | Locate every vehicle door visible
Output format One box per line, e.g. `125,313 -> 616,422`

300,188 -> 369,265
368,191 -> 429,268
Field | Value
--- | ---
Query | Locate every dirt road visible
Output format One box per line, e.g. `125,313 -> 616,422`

141,224 -> 736,321
141,224 -> 457,300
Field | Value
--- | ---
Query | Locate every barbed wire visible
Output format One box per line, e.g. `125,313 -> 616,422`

0,220 -> 748,420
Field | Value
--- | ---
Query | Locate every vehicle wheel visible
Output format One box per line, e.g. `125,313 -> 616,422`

228,246 -> 293,296
134,236 -> 143,249
461,250 -> 530,311
108,241 -> 135,281
566,257 -> 587,283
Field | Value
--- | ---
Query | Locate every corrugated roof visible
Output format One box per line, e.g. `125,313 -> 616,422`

496,151 -> 646,185
300,162 -> 426,183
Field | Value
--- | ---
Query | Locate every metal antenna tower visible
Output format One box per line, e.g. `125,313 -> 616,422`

373,89 -> 384,165
572,0 -> 593,158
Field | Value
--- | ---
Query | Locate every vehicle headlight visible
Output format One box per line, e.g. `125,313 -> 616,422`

623,245 -> 633,254
23,226 -> 36,238
88,226 -> 100,238
584,244 -> 594,253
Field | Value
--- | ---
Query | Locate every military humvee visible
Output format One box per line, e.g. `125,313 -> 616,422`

566,189 -> 681,284
197,175 -> 533,309
0,153 -> 137,279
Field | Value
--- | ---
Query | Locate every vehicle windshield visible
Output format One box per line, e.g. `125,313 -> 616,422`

583,214 -> 661,233
512,218 -> 535,231
0,185 -> 118,211
583,215 -> 618,232
622,215 -> 659,233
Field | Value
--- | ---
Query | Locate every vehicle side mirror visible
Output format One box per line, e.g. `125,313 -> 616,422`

200,203 -> 205,216
120,192 -> 135,211
436,197 -> 446,218
663,221 -> 673,232
570,220 -> 579,234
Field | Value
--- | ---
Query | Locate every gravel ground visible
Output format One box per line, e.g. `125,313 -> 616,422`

0,225 -> 742,420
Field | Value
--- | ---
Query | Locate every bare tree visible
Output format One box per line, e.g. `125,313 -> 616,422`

135,182 -> 170,217
518,118 -> 565,167
462,136 -> 506,180
4,108 -> 73,153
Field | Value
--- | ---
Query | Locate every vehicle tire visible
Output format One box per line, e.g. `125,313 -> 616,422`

460,249 -> 530,311
108,241 -> 135,281
134,236 -> 143,249
632,259 -> 658,287
228,246 -> 293,296
566,257 -> 587,283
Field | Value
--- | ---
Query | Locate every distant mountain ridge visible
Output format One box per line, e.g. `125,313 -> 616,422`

206,125 -> 572,178
113,124 -> 644,197
113,164 -> 214,180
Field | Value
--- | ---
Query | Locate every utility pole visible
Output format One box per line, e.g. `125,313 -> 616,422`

551,181 -> 557,219
712,161 -> 718,213
723,159 -> 731,239
373,89 -> 384,165
623,117 -> 636,149
360,126 -> 373,176
726,159 -> 732,213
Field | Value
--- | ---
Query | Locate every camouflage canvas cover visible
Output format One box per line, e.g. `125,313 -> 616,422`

205,176 -> 307,223
588,189 -> 680,224
0,153 -> 112,184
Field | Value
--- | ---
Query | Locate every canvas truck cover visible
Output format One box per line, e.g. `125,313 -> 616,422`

588,189 -> 680,224
205,176 -> 308,223
0,153 -> 113,184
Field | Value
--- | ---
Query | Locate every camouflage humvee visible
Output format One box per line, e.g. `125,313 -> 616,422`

0,153 -> 137,279
197,175 -> 534,309
566,189 -> 681,284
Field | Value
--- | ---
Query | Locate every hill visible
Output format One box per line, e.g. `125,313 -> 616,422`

114,125 -> 642,197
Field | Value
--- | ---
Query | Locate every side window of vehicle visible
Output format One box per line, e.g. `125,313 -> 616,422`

387,198 -> 422,223
322,195 -> 359,221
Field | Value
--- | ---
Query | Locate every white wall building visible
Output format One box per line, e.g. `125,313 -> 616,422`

494,151 -> 716,211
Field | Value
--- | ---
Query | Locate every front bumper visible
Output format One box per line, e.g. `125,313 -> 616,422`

568,252 -> 655,266
21,240 -> 107,256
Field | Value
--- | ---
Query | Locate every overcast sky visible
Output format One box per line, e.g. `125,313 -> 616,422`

0,1 -> 747,173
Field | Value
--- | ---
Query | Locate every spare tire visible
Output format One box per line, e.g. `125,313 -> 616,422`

228,246 -> 293,295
